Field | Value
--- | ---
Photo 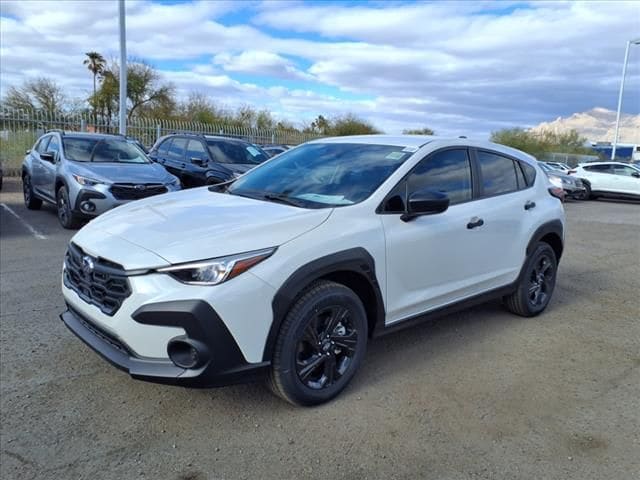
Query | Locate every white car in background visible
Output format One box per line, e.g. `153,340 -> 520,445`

571,162 -> 640,200
543,162 -> 571,173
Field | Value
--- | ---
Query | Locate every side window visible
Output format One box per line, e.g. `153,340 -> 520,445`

407,149 -> 473,205
168,138 -> 187,160
584,164 -> 612,173
514,162 -> 526,189
47,136 -> 61,158
186,140 -> 208,162
158,139 -> 172,156
612,165 -> 636,177
520,162 -> 536,186
35,136 -> 51,154
477,151 -> 518,196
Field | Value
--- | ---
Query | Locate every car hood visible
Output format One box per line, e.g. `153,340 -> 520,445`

70,162 -> 175,184
79,187 -> 332,265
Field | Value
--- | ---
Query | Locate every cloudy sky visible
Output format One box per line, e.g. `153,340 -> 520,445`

1,0 -> 639,136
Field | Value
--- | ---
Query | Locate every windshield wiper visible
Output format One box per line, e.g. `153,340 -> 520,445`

262,193 -> 306,208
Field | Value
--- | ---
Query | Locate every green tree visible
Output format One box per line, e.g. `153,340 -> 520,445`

2,77 -> 66,113
403,127 -> 435,135
330,113 -> 381,136
490,128 -> 591,157
83,51 -> 106,118
179,92 -> 227,124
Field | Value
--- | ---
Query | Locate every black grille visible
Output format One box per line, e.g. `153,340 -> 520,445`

110,183 -> 167,200
64,243 -> 131,316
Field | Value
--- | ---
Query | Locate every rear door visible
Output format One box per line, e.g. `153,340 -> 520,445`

31,135 -> 51,197
467,149 -> 535,289
41,135 -> 61,199
184,139 -> 210,186
611,164 -> 640,195
164,137 -> 187,179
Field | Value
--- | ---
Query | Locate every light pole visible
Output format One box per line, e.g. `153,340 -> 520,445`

611,37 -> 640,160
118,0 -> 127,136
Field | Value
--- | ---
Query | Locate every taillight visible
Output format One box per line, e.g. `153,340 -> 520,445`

548,187 -> 564,200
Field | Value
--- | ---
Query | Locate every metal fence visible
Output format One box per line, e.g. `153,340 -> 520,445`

0,108 -> 322,175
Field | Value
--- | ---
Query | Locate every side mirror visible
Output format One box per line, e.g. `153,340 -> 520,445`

40,152 -> 56,163
401,189 -> 450,222
632,171 -> 640,178
25,149 -> 31,155
191,157 -> 207,167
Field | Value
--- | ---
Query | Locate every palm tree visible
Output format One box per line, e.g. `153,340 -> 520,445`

83,51 -> 106,121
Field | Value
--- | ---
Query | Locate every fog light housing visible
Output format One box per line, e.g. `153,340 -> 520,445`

80,201 -> 96,213
167,337 -> 209,369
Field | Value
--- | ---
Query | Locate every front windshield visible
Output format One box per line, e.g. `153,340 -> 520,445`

62,137 -> 150,163
207,140 -> 269,165
228,142 -> 413,208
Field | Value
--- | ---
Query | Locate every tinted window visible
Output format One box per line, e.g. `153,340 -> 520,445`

62,138 -> 149,163
168,138 -> 187,160
158,139 -> 172,155
584,164 -> 612,172
35,136 -> 51,154
207,140 -> 269,165
47,136 -> 60,156
407,149 -> 472,205
612,165 -> 637,176
229,143 -> 412,208
514,162 -> 526,188
521,162 -> 536,185
477,151 -> 518,196
186,140 -> 208,162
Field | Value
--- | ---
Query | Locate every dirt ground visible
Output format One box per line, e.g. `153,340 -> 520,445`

1,176 -> 639,480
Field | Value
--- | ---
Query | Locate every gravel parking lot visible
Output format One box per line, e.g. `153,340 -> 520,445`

1,176 -> 638,480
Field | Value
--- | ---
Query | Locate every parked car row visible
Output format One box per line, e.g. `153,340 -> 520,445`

538,160 -> 639,201
20,131 -> 275,228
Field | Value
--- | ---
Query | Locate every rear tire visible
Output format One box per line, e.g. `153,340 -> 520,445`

56,186 -> 82,229
503,242 -> 558,317
23,174 -> 42,210
576,181 -> 592,200
268,280 -> 368,406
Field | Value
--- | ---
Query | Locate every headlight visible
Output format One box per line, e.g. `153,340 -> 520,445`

73,174 -> 105,186
548,176 -> 563,189
157,247 -> 276,285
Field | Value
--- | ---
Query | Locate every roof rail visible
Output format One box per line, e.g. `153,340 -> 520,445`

169,131 -> 207,138
46,128 -> 65,136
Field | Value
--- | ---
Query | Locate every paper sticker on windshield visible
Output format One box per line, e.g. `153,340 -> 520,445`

246,146 -> 261,157
385,151 -> 405,160
402,146 -> 418,153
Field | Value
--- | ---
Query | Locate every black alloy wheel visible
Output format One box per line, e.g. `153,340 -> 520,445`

295,305 -> 358,390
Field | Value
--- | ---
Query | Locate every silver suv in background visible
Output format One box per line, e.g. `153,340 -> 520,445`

22,131 -> 181,229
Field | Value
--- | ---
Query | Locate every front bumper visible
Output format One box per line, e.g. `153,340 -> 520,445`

71,184 -> 180,217
61,300 -> 269,387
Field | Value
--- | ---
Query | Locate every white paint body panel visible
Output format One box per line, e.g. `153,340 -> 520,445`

63,135 -> 566,367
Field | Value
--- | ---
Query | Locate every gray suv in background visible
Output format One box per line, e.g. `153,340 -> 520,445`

22,131 -> 181,229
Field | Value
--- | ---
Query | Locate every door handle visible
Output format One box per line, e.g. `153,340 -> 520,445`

524,201 -> 536,210
467,217 -> 484,229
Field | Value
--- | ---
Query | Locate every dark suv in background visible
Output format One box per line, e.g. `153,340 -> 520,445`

148,133 -> 270,187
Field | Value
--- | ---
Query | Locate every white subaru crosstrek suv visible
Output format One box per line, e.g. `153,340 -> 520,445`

61,135 -> 565,406
570,161 -> 640,200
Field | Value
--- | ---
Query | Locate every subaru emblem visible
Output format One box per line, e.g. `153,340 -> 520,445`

134,184 -> 146,191
82,255 -> 95,274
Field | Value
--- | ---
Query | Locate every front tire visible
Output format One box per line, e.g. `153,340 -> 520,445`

269,280 -> 368,406
503,242 -> 558,317
56,186 -> 82,229
575,181 -> 591,201
23,174 -> 42,210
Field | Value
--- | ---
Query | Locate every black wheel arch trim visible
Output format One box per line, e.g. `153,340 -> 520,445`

263,247 -> 385,362
526,219 -> 564,261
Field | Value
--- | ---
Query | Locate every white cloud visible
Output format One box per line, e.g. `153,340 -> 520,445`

1,0 -> 639,136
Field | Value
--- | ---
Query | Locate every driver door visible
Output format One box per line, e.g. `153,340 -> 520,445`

381,148 -> 484,323
185,139 -> 210,186
40,135 -> 60,199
